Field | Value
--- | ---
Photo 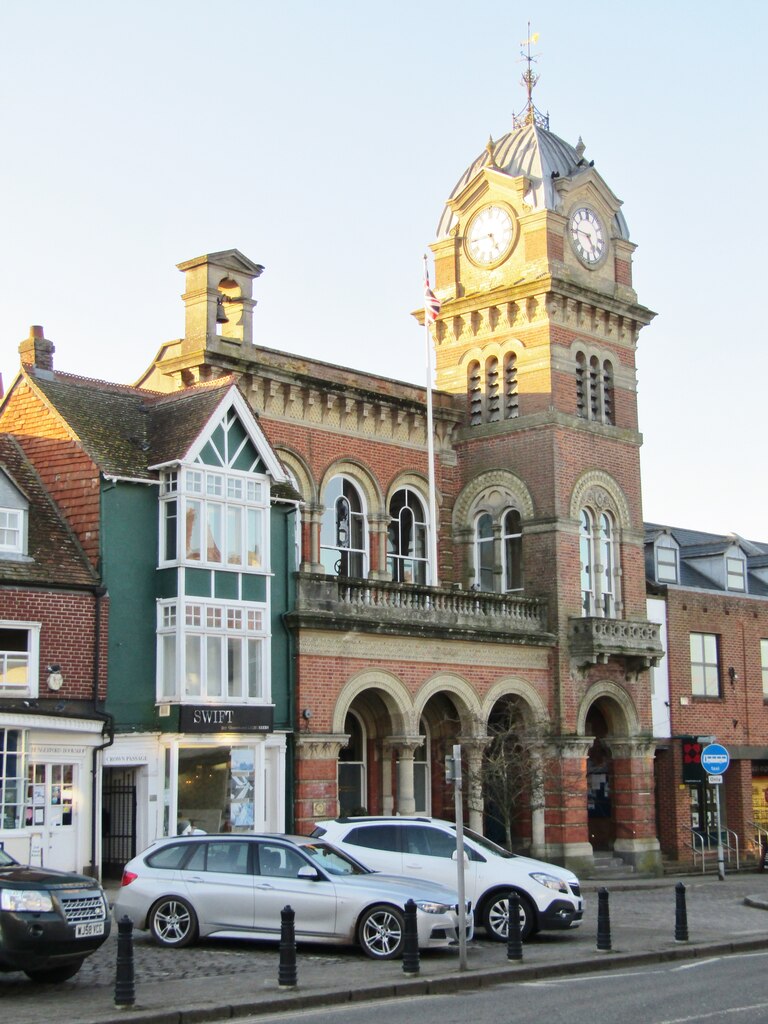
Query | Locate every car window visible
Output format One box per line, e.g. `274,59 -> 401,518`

344,825 -> 401,852
203,841 -> 251,875
257,843 -> 306,878
146,842 -> 200,870
299,841 -> 368,876
403,825 -> 456,858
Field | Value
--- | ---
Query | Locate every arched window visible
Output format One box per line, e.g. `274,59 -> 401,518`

468,361 -> 482,425
473,507 -> 523,593
387,488 -> 428,584
580,507 -> 619,618
475,512 -> 495,591
502,509 -> 523,592
338,711 -> 367,816
504,352 -> 519,419
580,509 -> 595,615
320,476 -> 367,578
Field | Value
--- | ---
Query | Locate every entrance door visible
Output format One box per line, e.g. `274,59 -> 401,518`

26,762 -> 77,870
102,768 -> 137,879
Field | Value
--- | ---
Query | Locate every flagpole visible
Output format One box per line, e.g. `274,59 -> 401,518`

423,255 -> 439,588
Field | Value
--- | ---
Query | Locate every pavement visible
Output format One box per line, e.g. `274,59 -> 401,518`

2,871 -> 768,1024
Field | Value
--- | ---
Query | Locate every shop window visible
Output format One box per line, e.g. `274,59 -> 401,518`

0,729 -> 28,830
176,745 -> 257,834
690,632 -> 720,697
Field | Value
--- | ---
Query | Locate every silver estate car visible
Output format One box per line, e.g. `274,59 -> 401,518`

115,833 -> 473,960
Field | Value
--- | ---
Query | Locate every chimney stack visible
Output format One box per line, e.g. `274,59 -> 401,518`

19,325 -> 55,374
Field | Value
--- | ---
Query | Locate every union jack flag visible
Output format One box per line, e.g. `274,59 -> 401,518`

424,273 -> 441,323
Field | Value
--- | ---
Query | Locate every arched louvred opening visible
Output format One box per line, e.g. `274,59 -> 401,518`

486,357 -> 500,422
504,352 -> 519,419
602,360 -> 614,424
468,360 -> 482,425
589,356 -> 600,419
575,351 -> 587,419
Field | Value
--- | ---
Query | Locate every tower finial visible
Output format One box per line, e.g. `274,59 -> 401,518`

513,23 -> 549,130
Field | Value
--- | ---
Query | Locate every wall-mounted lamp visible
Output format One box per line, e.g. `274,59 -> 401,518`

302,708 -> 313,721
728,667 -> 738,685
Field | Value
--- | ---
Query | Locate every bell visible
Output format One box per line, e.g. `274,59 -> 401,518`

216,296 -> 229,325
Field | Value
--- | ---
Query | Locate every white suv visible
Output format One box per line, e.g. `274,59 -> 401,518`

312,817 -> 583,942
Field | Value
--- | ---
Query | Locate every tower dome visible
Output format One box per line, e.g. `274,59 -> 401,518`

436,122 -> 630,243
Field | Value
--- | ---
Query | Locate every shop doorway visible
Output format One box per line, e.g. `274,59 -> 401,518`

26,762 -> 77,870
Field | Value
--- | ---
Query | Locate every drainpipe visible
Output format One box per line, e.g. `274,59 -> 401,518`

89,586 -> 113,879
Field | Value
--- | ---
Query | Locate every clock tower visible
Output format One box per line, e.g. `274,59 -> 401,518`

424,69 -> 663,871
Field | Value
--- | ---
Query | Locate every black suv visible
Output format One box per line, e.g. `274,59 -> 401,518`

0,848 -> 110,982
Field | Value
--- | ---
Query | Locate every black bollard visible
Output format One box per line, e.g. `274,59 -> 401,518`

278,905 -> 297,988
674,881 -> 689,943
596,887 -> 612,952
506,891 -> 523,961
402,899 -> 420,975
114,914 -> 135,1008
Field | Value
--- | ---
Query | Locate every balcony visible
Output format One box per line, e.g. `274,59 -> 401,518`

287,574 -> 552,644
568,616 -> 664,673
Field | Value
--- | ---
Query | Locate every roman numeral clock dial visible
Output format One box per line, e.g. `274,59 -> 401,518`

569,207 -> 606,265
466,204 -> 516,266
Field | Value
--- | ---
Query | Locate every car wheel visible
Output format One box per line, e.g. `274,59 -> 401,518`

358,904 -> 406,960
24,959 -> 84,983
482,890 -> 535,942
148,895 -> 198,948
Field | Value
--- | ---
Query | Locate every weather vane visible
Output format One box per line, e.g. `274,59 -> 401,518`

513,23 -> 549,130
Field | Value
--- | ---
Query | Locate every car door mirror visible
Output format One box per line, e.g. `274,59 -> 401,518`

451,850 -> 470,864
297,865 -> 321,881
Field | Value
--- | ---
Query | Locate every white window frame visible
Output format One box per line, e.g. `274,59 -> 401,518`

160,467 -> 268,572
690,632 -> 720,697
580,508 -> 619,618
655,535 -> 679,584
0,508 -> 25,555
319,475 -> 368,578
157,599 -> 269,705
387,487 -> 429,585
0,621 -> 40,698
0,728 -> 29,830
725,553 -> 747,592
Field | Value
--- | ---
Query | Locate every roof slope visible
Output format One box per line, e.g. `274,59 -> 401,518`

0,434 -> 98,587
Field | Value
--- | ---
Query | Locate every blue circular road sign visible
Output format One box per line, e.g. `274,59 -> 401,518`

701,743 -> 730,775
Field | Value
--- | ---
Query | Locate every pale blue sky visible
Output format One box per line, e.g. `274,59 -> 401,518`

0,1 -> 765,538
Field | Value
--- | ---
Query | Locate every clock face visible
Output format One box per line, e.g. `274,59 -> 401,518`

570,207 -> 606,265
466,205 -> 516,266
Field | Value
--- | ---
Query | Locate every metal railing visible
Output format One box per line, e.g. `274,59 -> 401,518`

687,826 -> 740,873
746,819 -> 768,866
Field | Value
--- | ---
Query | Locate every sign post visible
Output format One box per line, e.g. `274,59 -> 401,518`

700,743 -> 730,880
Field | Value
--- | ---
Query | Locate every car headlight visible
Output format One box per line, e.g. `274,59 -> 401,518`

1,889 -> 55,912
529,872 -> 569,894
414,900 -> 452,915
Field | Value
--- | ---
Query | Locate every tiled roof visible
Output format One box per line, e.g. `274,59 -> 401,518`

27,368 -> 238,478
0,434 -> 97,586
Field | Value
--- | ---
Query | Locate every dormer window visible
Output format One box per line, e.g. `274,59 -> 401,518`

655,535 -> 679,584
0,509 -> 23,555
726,551 -> 746,592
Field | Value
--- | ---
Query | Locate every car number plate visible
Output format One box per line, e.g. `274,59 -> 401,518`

75,921 -> 104,938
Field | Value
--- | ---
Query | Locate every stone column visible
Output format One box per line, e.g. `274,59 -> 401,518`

390,737 -> 422,815
381,741 -> 394,815
610,738 -> 661,875
307,503 -> 324,573
294,734 -> 347,834
369,513 -> 390,580
459,735 -> 491,833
